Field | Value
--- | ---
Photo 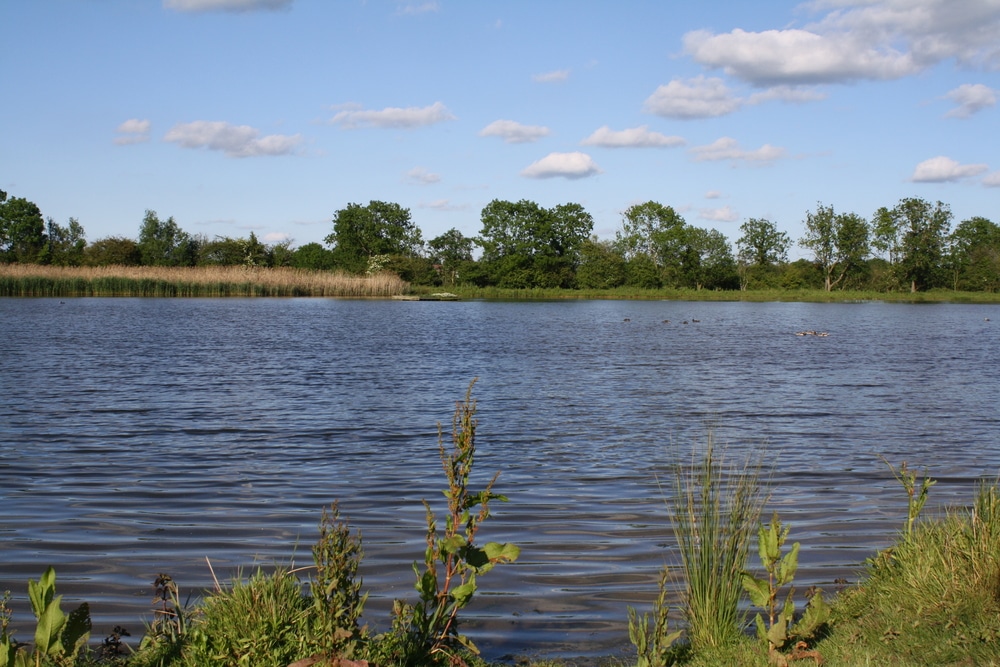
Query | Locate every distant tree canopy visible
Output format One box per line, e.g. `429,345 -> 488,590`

2,189 -> 998,293
324,200 -> 423,274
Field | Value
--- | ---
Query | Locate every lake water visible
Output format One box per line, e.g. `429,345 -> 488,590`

2,297 -> 999,660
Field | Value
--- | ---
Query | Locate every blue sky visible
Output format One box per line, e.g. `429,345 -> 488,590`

2,0 -> 998,258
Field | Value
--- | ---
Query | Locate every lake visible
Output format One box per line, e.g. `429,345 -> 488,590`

1,297 -> 999,660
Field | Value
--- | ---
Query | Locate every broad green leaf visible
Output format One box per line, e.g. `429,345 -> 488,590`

451,579 -> 476,606
741,574 -> 770,608
483,541 -> 520,563
34,595 -> 67,657
62,602 -> 92,658
463,545 -> 490,569
777,542 -> 800,586
440,535 -> 467,554
767,615 -> 789,649
27,567 -> 57,620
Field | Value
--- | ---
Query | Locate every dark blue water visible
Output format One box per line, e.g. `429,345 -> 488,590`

2,298 -> 998,659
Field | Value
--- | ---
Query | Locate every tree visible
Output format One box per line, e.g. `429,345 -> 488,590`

576,237 -> 626,289
948,216 -> 1000,291
292,242 -> 336,270
736,218 -> 790,291
799,203 -> 870,291
888,198 -> 952,292
477,199 -> 593,288
138,210 -> 196,266
614,201 -> 689,279
428,228 -> 474,287
324,201 -> 423,274
0,193 -> 46,263
84,236 -> 142,266
684,226 -> 738,290
39,217 -> 87,266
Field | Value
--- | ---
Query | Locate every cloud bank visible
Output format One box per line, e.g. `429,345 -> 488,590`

115,118 -> 151,145
330,102 -> 455,129
690,137 -> 786,165
581,125 -> 685,148
479,120 -> 550,143
910,156 -> 989,182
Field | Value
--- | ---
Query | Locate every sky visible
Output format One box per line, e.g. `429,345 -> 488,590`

2,0 -> 999,258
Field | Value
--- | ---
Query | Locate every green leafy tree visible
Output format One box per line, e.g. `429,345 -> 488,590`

39,217 -> 87,266
291,242 -> 336,270
889,198 -> 952,292
428,228 -> 474,287
948,216 -> 1000,291
325,201 -> 424,274
736,218 -> 790,290
477,199 -> 593,288
799,203 -> 871,291
84,236 -> 142,266
682,226 -> 738,290
138,210 -> 197,266
0,193 -> 46,263
576,237 -> 627,289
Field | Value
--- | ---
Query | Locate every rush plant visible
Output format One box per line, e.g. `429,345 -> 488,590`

392,379 -> 520,665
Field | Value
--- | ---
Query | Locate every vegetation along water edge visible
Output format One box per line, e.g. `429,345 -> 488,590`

3,382 -> 1000,666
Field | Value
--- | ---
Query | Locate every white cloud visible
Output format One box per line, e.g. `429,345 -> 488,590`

405,166 -> 441,185
164,120 -> 302,158
394,1 -> 440,16
114,118 -> 151,145
581,125 -> 685,148
533,69 -> 570,83
983,172 -> 1000,187
690,137 -> 787,165
164,0 -> 292,12
644,76 -> 742,119
263,232 -> 292,243
683,0 -> 1000,87
479,120 -> 550,143
944,83 -> 996,118
747,85 -> 829,104
521,152 -> 602,179
704,190 -> 723,199
330,101 -> 455,129
419,199 -> 467,211
698,205 -> 739,222
910,155 -> 989,182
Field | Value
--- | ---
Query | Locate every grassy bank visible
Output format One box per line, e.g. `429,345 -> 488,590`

3,389 -> 999,667
4,265 -> 1000,302
0,265 -> 409,298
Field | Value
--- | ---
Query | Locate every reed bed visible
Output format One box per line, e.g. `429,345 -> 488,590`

0,264 -> 409,298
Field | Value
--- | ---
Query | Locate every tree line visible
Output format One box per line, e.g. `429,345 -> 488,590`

2,188 -> 998,292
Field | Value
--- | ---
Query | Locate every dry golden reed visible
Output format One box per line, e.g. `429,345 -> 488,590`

0,264 -> 409,298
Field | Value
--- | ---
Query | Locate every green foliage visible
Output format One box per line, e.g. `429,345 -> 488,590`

309,502 -> 368,659
325,200 -> 423,274
391,379 -> 520,665
881,457 -> 936,541
873,198 -> 953,292
427,228 -> 474,287
670,434 -> 767,652
0,195 -> 46,263
736,218 -> 790,268
477,199 -> 593,288
38,217 -> 87,267
83,236 -> 142,266
628,570 -> 683,667
0,567 -> 92,667
799,203 -> 870,291
742,513 -> 829,660
138,211 -> 196,267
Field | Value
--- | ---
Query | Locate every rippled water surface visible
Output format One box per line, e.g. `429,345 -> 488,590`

2,297 -> 999,659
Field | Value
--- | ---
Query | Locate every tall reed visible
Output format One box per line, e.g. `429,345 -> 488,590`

669,433 -> 767,651
0,264 -> 408,298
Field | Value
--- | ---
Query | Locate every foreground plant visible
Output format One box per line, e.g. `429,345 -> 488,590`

670,433 -> 767,652
0,567 -> 91,667
742,513 -> 829,665
391,379 -> 520,665
628,569 -> 683,667
881,457 -> 935,541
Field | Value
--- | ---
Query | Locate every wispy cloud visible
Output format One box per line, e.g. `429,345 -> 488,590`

910,156 -> 989,182
698,205 -> 739,222
644,76 -> 742,119
405,166 -> 441,185
521,152 -> 602,179
581,125 -> 685,149
943,83 -> 996,118
394,1 -> 439,16
163,0 -> 292,12
164,120 -> 302,157
330,102 -> 455,129
479,120 -> 550,144
419,199 -> 468,211
689,137 -> 786,165
532,69 -> 570,83
983,172 -> 1000,187
114,118 -> 151,145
